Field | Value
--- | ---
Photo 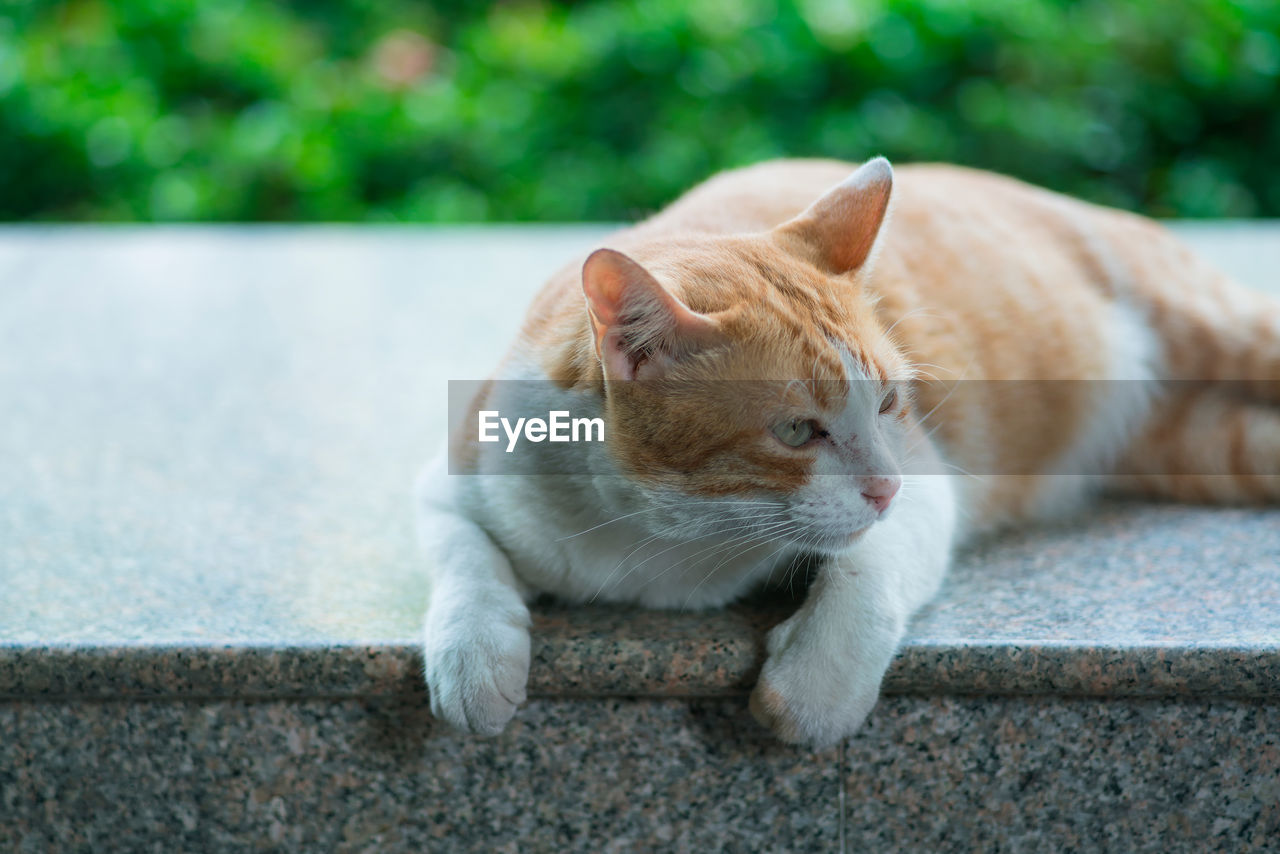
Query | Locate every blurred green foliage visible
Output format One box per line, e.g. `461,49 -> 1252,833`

1,0 -> 1278,221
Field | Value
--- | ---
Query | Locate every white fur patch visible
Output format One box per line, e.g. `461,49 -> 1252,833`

1029,301 -> 1160,516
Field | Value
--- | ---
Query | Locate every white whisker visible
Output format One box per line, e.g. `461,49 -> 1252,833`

594,512 -> 790,602
558,498 -> 787,541
687,519 -> 814,610
883,307 -> 944,339
646,518 -> 795,595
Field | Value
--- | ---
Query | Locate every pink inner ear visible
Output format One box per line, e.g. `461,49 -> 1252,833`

582,248 -> 721,380
581,252 -> 630,330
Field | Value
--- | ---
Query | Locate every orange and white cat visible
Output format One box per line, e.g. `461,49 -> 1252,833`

417,158 -> 1280,746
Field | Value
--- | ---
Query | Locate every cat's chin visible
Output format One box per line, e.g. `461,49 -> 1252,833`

802,525 -> 875,557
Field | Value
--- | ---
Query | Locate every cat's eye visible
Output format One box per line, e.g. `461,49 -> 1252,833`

772,418 -> 815,448
879,389 -> 898,414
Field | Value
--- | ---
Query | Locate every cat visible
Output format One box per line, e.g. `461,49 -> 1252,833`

417,157 -> 1280,746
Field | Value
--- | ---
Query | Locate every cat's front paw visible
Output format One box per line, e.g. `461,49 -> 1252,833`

749,611 -> 895,748
424,608 -> 531,737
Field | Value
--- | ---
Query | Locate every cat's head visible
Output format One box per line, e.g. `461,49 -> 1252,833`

582,158 -> 913,555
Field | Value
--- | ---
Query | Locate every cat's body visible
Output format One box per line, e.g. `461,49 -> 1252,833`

419,159 -> 1280,745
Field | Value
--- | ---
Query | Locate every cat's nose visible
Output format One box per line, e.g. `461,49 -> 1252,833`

860,477 -> 900,514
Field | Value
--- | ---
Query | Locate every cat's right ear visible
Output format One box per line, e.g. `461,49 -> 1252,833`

582,248 -> 721,381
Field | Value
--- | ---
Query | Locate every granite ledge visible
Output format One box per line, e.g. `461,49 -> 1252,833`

4,604 -> 1280,701
2,229 -> 1278,707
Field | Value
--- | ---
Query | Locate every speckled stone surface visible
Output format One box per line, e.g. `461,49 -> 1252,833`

0,698 -> 840,852
2,695 -> 1275,852
846,696 -> 1280,852
2,225 -> 1279,702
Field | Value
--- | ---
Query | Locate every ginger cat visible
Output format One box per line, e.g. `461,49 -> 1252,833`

417,158 -> 1280,746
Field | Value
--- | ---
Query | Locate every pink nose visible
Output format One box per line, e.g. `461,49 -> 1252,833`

861,477 -> 900,513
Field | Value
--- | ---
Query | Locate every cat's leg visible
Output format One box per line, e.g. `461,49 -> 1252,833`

1109,389 -> 1280,503
417,456 -> 533,736
750,471 -> 956,748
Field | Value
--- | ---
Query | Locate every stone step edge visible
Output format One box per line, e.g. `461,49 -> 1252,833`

4,638 -> 1276,701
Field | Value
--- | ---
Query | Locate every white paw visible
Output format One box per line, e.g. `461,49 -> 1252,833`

749,611 -> 896,748
424,607 -> 531,737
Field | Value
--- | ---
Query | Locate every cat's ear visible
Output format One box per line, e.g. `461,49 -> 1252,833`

582,248 -> 721,381
775,156 -> 893,276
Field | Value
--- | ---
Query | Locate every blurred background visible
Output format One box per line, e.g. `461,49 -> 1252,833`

2,0 -> 1278,223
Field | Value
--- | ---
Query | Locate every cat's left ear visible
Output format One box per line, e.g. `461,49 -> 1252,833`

775,156 -> 893,276
582,248 -> 721,381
